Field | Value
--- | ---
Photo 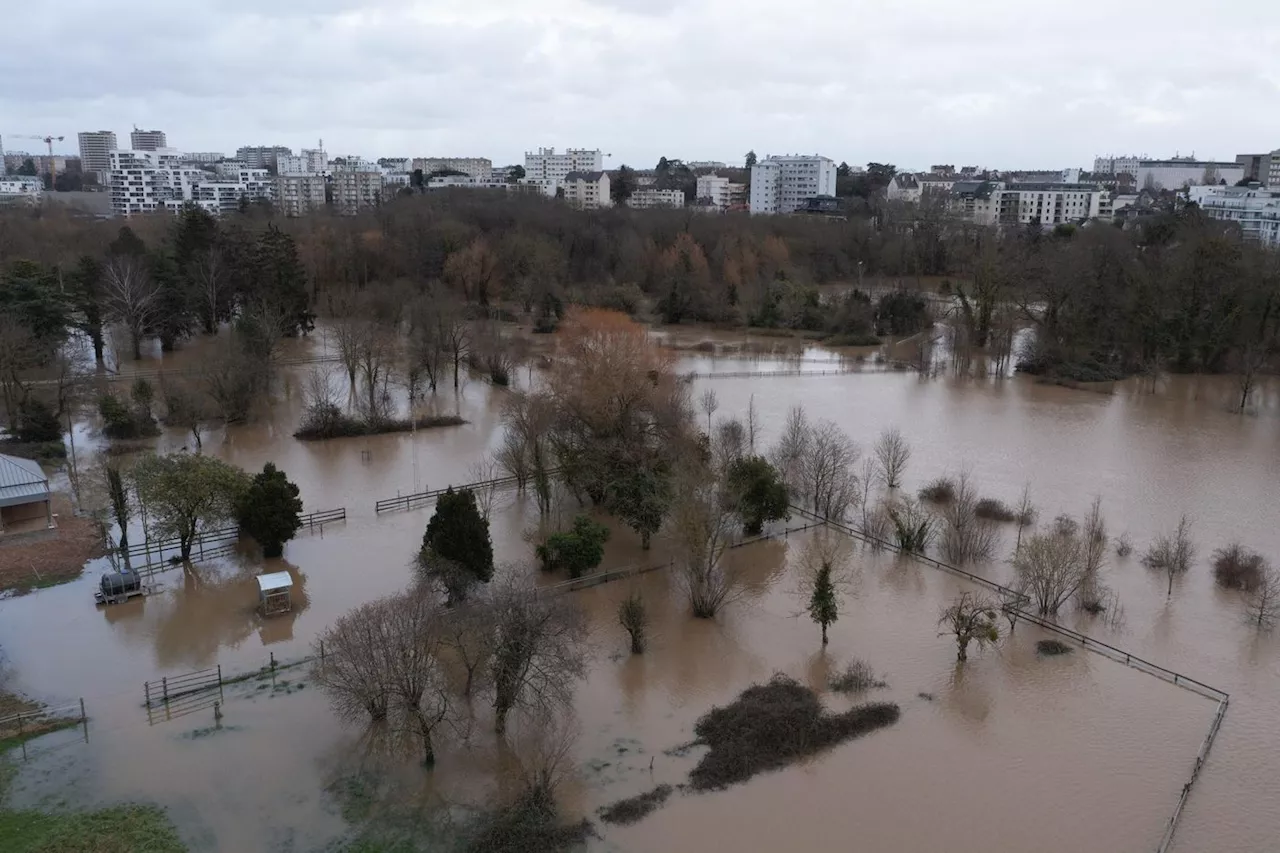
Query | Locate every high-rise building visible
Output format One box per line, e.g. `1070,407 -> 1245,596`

130,129 -> 167,150
524,148 -> 603,185
1198,185 -> 1280,247
278,149 -> 328,175
696,173 -> 731,209
78,131 -> 118,183
276,174 -> 328,217
331,168 -> 383,215
235,145 -> 293,170
411,157 -> 491,180
749,155 -> 837,214
108,149 -> 273,218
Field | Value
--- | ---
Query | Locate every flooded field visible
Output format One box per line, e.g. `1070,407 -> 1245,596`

3,328 -> 1279,852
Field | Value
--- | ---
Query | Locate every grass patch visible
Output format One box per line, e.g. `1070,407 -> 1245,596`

294,415 -> 467,441
0,440 -> 66,463
1036,640 -> 1073,656
823,332 -> 882,347
828,660 -> 887,694
0,804 -> 184,853
918,477 -> 956,504
687,674 -> 899,792
465,791 -> 592,853
974,498 -> 1018,522
598,784 -> 673,826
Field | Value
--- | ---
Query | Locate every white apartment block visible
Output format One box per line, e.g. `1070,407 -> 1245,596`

946,181 -> 1003,225
996,183 -> 1105,225
78,130 -> 118,183
1092,155 -> 1142,177
0,177 -> 43,206
183,152 -> 225,164
524,148 -> 603,185
109,149 -> 274,217
518,178 -> 559,197
130,129 -> 166,151
1198,186 -> 1280,248
696,173 -> 730,209
235,145 -> 292,169
189,169 -> 275,216
278,149 -> 327,175
276,174 -> 327,217
331,169 -> 384,215
412,157 -> 492,181
1136,159 -> 1243,190
749,155 -> 837,214
628,188 -> 684,209
561,171 -> 611,210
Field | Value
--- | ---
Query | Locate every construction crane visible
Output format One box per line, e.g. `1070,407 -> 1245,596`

10,134 -> 66,185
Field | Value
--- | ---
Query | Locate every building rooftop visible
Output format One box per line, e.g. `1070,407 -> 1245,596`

0,453 -> 50,509
1006,183 -> 1104,192
564,171 -> 606,182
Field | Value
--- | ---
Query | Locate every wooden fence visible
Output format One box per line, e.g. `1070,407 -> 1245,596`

299,507 -> 347,529
375,473 -> 550,515
124,506 -> 345,568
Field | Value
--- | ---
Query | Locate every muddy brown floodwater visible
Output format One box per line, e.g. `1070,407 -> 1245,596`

2,328 -> 1279,852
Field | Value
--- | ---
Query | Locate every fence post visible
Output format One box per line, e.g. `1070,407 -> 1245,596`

18,714 -> 26,761
80,698 -> 88,743
144,681 -> 150,708
162,675 -> 169,704
217,664 -> 223,688
270,651 -> 276,670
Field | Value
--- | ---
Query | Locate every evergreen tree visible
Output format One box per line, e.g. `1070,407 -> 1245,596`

149,249 -> 195,351
808,563 -> 838,645
70,256 -> 106,363
726,456 -> 790,535
606,467 -> 671,549
237,462 -> 304,558
16,397 -> 62,443
420,488 -> 494,601
254,225 -> 313,336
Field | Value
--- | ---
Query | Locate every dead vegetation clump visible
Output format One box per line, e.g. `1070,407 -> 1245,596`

598,784 -> 674,826
918,477 -> 956,504
465,791 -> 592,853
687,674 -> 899,792
974,498 -> 1018,522
828,659 -> 888,694
1212,544 -> 1267,591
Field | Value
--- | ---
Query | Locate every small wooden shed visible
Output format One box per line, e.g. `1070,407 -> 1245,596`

256,571 -> 294,616
0,453 -> 52,536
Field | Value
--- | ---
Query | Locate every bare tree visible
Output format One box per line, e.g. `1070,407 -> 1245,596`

190,248 -> 226,335
440,300 -> 473,390
312,598 -> 393,723
797,420 -> 860,520
468,456 -> 501,521
671,479 -> 736,618
441,594 -> 498,698
489,575 -> 588,735
501,392 -> 557,515
699,388 -> 720,435
1082,496 -> 1108,575
0,316 -> 36,430
770,405 -> 811,497
746,394 -> 760,453
938,473 -> 998,565
1244,564 -> 1280,629
618,590 -> 649,654
1014,530 -> 1088,615
713,417 -> 746,472
102,255 -> 159,360
1142,515 -> 1196,597
1013,483 -> 1036,555
856,456 -> 877,531
874,427 -> 911,489
162,377 -> 214,451
405,295 -> 447,398
938,592 -> 1000,662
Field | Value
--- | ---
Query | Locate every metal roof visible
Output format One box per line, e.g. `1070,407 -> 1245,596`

0,453 -> 50,509
256,571 -> 294,593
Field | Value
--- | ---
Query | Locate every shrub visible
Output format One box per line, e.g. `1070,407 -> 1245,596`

726,456 -> 789,535
974,498 -> 1017,522
874,289 -> 930,337
598,784 -> 673,825
98,392 -> 159,440
918,477 -> 956,504
466,790 -> 591,853
1052,514 -> 1079,537
536,515 -> 610,578
617,591 -> 648,654
16,398 -> 62,443
293,413 -> 466,440
237,463 -> 304,559
828,660 -> 887,694
1115,533 -> 1133,557
1036,639 -> 1073,656
1212,544 -> 1267,591
824,332 -> 881,347
688,674 -> 899,791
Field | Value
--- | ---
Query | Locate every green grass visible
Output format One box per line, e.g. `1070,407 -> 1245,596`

0,716 -> 83,754
0,804 -> 185,852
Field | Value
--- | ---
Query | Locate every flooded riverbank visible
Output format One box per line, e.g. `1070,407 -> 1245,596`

3,331 -> 1279,851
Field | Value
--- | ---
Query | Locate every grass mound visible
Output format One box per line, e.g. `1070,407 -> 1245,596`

598,784 -> 673,826
828,660 -> 887,694
918,478 -> 956,504
688,674 -> 899,792
0,804 -> 184,853
1036,639 -> 1073,656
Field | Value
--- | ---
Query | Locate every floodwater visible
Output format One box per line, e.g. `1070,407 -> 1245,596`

2,328 -> 1279,852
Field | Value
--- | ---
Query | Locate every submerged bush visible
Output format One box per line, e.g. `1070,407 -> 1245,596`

828,660 -> 888,694
598,784 -> 673,825
688,674 -> 899,791
974,498 -> 1018,522
1212,544 -> 1267,591
918,477 -> 956,504
1036,639 -> 1073,656
294,413 -> 466,441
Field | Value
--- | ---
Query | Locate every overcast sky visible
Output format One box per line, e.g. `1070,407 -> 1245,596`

5,0 -> 1280,170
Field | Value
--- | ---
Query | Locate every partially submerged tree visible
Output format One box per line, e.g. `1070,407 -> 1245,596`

1244,564 -> 1280,629
671,479 -> 736,618
536,515 -> 610,578
618,591 -> 649,654
1212,543 -> 1267,591
873,427 -> 911,489
132,452 -> 249,559
886,497 -> 934,553
1142,515 -> 1196,597
699,388 -> 719,435
938,592 -> 1000,662
799,534 -> 851,645
489,576 -> 588,734
1014,529 -> 1088,616
725,455 -> 789,535
237,462 -> 304,558
937,473 -> 998,565
418,487 -> 494,603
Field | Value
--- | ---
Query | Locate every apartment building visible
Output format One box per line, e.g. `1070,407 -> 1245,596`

561,171 -> 611,209
946,181 -> 1002,226
130,129 -> 167,151
235,145 -> 292,169
278,149 -> 328,175
996,183 -> 1105,226
1135,158 -> 1243,190
189,169 -> 275,216
748,155 -> 837,214
696,173 -> 730,209
1198,186 -> 1280,248
1235,151 -> 1280,187
276,174 -> 327,217
331,169 -> 384,215
525,148 -> 603,184
109,149 -> 274,217
628,188 -> 684,209
78,130 -> 118,183
412,157 -> 492,180
183,152 -> 226,164
1092,155 -> 1142,178
0,177 -> 43,207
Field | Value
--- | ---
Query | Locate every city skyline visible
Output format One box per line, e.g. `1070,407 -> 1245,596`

3,0 -> 1279,169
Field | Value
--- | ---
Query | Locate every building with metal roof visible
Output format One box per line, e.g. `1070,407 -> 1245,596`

0,453 -> 53,534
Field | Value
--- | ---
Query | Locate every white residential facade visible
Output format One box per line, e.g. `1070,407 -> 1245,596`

1198,186 -> 1280,248
996,183 -> 1106,225
183,152 -> 225,164
524,148 -> 603,185
235,145 -> 292,169
562,171 -> 611,210
0,177 -> 43,206
1093,155 -> 1142,177
1135,159 -> 1243,190
130,129 -> 167,151
628,188 -> 685,209
108,149 -> 275,217
278,149 -> 328,175
331,169 -> 384,215
78,130 -> 118,183
412,157 -> 492,181
696,173 -> 730,209
749,155 -> 837,214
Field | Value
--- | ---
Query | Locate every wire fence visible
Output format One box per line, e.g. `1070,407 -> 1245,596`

375,472 -> 559,515
0,700 -> 88,762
